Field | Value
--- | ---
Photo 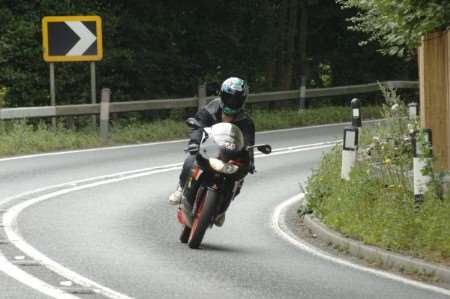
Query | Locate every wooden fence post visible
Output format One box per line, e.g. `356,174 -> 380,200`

100,88 -> 111,142
197,83 -> 207,111
418,30 -> 450,170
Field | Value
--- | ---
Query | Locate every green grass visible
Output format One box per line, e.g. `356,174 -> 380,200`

305,91 -> 450,265
252,106 -> 382,131
0,105 -> 383,157
305,147 -> 450,264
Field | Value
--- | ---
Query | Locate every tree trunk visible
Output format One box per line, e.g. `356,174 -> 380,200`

298,0 -> 308,109
282,0 -> 298,90
275,0 -> 290,89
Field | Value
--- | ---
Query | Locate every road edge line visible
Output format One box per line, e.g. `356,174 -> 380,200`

272,193 -> 450,297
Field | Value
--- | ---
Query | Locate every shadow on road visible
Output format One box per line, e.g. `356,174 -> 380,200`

199,243 -> 248,254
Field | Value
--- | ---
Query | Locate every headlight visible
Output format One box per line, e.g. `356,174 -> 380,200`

209,158 -> 239,174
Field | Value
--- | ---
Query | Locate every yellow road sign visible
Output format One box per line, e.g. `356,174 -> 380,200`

42,16 -> 103,62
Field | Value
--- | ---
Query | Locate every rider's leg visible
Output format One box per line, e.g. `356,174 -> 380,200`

168,154 -> 196,205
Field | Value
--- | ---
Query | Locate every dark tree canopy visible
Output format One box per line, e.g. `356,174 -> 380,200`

337,0 -> 450,57
0,0 -> 416,107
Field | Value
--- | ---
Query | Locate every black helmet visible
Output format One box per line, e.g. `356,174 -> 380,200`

219,77 -> 248,115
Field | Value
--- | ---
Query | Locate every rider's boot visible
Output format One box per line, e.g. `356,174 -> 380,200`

168,185 -> 183,205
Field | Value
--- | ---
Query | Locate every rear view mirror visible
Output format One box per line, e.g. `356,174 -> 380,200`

257,144 -> 272,154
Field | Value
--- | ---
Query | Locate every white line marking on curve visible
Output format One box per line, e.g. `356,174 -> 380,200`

4,167 -> 182,299
272,194 -> 450,297
0,142 -> 334,298
0,253 -> 79,299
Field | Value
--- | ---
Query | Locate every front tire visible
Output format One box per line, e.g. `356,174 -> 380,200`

180,226 -> 191,243
188,189 -> 218,249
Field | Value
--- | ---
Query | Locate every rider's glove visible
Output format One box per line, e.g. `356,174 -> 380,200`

186,143 -> 200,155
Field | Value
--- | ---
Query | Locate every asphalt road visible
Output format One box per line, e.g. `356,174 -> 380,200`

0,123 -> 448,299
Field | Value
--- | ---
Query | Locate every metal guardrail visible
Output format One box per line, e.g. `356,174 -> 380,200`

0,81 -> 418,120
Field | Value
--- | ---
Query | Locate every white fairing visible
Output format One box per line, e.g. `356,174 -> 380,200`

199,123 -> 244,159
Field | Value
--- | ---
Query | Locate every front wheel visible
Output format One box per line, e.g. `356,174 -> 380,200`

188,189 -> 218,249
180,226 -> 191,243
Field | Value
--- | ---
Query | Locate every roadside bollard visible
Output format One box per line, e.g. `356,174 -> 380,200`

408,102 -> 418,120
351,98 -> 362,128
412,129 -> 432,204
341,127 -> 359,180
197,83 -> 207,111
100,88 -> 111,142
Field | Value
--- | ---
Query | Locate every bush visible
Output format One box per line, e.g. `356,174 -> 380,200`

0,87 -> 6,108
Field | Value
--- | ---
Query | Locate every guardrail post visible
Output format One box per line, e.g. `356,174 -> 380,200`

298,76 -> 307,112
197,83 -> 207,111
100,88 -> 111,142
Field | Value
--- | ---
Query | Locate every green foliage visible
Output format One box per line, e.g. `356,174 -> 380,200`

0,87 -> 6,108
305,89 -> 450,262
337,0 -> 450,57
0,1 -> 416,107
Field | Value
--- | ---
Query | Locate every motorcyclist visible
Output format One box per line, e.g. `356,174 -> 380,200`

168,77 -> 255,225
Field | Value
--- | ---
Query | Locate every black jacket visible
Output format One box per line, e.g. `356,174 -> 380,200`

189,98 -> 256,174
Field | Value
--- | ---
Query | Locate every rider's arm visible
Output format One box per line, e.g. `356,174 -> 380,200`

188,108 -> 215,145
244,118 -> 256,173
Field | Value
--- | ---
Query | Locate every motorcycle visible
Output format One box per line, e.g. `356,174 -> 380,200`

177,118 -> 271,249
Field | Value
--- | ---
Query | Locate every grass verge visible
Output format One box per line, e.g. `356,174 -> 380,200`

304,89 -> 450,265
0,105 -> 382,157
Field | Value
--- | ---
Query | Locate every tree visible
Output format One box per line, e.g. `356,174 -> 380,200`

336,0 -> 450,57
0,0 -> 418,108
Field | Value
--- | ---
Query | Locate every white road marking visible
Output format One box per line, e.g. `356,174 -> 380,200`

0,253 -> 79,299
0,142 -> 333,299
3,166 -> 181,299
272,194 -> 450,297
257,119 -> 381,135
0,162 -> 183,206
0,139 -> 186,163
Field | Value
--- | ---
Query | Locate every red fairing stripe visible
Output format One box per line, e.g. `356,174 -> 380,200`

177,209 -> 185,225
228,160 -> 244,167
193,167 -> 203,180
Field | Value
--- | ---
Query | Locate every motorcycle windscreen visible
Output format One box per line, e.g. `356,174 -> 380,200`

200,123 -> 245,159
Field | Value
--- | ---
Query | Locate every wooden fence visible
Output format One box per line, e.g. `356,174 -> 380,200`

419,30 -> 450,169
0,81 -> 418,120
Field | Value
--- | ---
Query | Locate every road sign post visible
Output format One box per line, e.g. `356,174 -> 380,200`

42,16 -> 103,126
91,62 -> 97,125
49,63 -> 56,128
